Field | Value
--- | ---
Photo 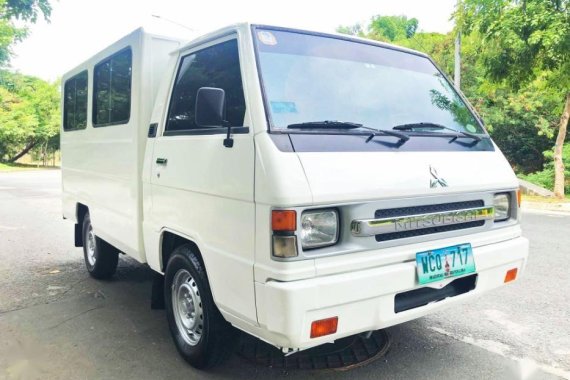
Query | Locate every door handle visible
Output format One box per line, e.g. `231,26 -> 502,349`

156,158 -> 168,165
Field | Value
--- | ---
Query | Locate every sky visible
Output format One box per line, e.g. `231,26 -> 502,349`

10,0 -> 457,81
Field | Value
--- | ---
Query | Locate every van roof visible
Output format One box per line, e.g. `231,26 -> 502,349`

62,22 -> 430,80
62,26 -> 188,80
175,22 -> 429,58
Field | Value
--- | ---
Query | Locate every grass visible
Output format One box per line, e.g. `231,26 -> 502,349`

0,161 -> 58,171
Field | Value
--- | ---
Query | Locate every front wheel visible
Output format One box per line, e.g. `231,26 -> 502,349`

164,245 -> 237,369
82,213 -> 119,279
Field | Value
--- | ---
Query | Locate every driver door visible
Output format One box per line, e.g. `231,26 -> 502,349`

149,35 -> 256,323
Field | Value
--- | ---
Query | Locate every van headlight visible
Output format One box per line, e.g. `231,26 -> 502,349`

493,193 -> 511,221
300,209 -> 339,249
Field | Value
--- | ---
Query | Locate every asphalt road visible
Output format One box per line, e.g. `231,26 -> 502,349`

0,170 -> 568,380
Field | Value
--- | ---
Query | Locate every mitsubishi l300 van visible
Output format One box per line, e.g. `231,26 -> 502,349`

61,23 -> 529,368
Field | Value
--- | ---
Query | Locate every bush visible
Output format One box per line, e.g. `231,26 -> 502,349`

520,144 -> 570,194
474,74 -> 562,174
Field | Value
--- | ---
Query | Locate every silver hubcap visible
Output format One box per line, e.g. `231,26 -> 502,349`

172,269 -> 204,346
86,226 -> 96,266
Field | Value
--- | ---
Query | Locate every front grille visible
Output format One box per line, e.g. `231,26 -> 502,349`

374,200 -> 486,242
375,200 -> 484,219
375,221 -> 484,242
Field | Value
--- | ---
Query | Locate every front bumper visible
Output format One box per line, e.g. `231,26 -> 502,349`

254,236 -> 528,350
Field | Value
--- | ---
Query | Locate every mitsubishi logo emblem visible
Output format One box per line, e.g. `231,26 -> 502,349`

430,165 -> 448,188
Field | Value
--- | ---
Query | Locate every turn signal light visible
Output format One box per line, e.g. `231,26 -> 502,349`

517,189 -> 522,208
310,317 -> 338,338
272,210 -> 297,231
504,268 -> 518,283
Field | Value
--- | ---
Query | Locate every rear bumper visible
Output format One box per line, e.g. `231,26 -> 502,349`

254,236 -> 528,350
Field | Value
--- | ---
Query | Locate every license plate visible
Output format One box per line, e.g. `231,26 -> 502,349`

416,243 -> 475,285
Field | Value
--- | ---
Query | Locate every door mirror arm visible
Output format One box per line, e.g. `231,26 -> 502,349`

222,121 -> 234,148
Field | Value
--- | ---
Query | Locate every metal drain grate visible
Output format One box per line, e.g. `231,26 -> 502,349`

236,330 -> 391,371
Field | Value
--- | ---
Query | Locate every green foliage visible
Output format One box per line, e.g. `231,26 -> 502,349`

0,0 -> 51,67
336,7 -> 568,175
455,0 -> 569,195
0,160 -> 48,170
0,70 -> 59,161
337,15 -> 419,42
336,23 -> 365,37
398,32 -> 456,72
432,90 -> 480,127
473,73 -> 562,172
456,0 -> 569,90
521,143 -> 570,193
0,0 -> 57,161
2,0 -> 52,22
369,15 -> 419,41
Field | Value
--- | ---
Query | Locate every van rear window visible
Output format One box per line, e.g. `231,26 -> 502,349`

63,71 -> 88,131
93,48 -> 132,127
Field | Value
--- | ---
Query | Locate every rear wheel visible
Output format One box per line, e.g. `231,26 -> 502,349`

82,213 -> 119,279
164,245 -> 237,369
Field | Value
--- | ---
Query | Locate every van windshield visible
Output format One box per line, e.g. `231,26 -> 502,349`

254,28 -> 484,136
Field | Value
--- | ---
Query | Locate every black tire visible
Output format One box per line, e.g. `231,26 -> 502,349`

82,213 -> 119,279
164,245 -> 237,369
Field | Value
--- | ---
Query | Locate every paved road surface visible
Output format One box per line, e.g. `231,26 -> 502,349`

0,170 -> 568,379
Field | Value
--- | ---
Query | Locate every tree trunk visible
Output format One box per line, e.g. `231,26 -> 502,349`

42,142 -> 47,167
8,140 -> 37,163
553,93 -> 570,198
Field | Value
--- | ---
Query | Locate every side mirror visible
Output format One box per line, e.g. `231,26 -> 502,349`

195,87 -> 226,127
195,87 -> 234,148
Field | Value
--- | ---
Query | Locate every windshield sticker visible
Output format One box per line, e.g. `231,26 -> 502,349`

257,31 -> 277,45
271,101 -> 297,113
465,124 -> 477,133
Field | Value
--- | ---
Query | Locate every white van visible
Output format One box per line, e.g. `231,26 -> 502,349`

61,23 -> 529,368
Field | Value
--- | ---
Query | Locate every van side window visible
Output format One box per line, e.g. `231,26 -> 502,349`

93,48 -> 132,127
165,39 -> 246,132
63,71 -> 88,131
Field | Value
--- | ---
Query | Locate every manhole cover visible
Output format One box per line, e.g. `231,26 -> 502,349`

237,329 -> 391,371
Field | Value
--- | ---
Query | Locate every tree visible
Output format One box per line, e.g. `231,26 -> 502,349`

0,0 -> 52,67
479,74 -> 562,173
337,15 -> 419,42
0,70 -> 59,162
336,9 -> 565,182
369,15 -> 419,42
336,23 -> 365,37
0,0 -> 54,163
455,0 -> 570,197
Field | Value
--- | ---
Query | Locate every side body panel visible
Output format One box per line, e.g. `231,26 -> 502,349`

61,29 -> 183,262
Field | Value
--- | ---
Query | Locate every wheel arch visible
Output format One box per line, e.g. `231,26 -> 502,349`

160,230 -> 207,276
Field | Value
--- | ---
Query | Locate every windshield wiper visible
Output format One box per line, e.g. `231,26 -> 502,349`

392,122 -> 482,143
287,120 -> 363,129
287,120 -> 410,144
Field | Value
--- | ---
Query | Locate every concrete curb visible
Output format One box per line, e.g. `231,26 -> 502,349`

518,178 -> 555,197
521,201 -> 570,213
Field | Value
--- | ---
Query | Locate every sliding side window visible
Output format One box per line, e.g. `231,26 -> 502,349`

63,71 -> 88,131
93,48 -> 132,127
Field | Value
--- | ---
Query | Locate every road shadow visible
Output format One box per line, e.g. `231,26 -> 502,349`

0,257 -> 553,380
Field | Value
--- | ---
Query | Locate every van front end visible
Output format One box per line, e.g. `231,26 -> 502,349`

253,192 -> 528,352
249,25 -> 529,352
